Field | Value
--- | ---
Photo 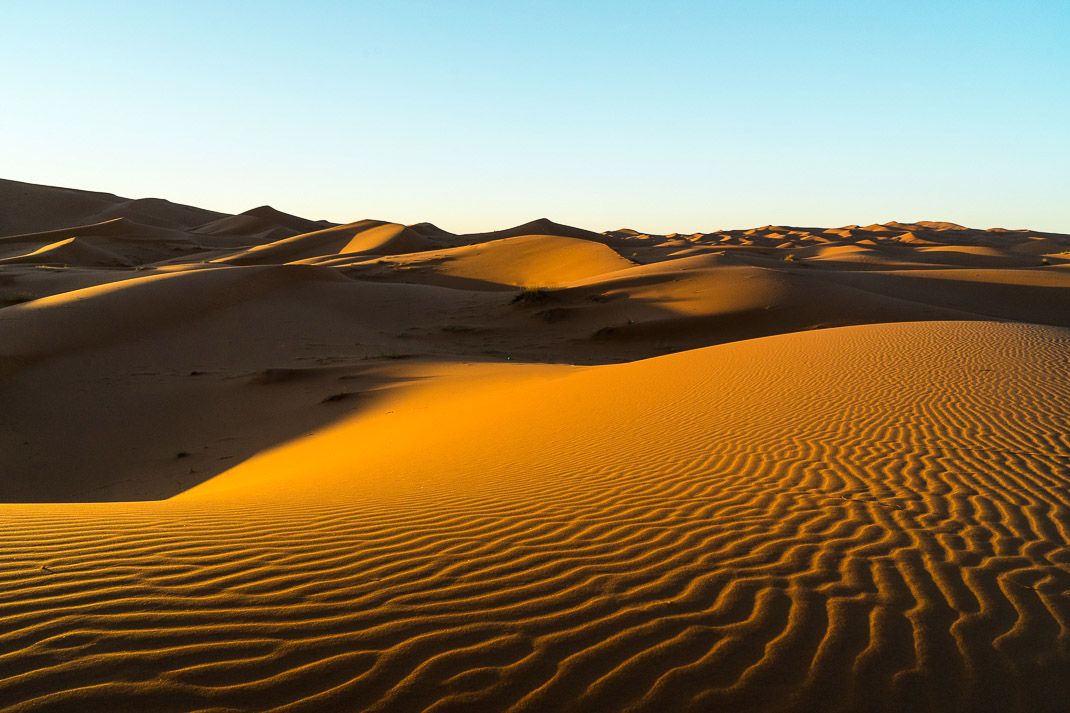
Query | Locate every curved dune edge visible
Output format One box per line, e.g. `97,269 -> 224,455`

0,237 -> 132,268
0,321 -> 1068,712
327,233 -> 638,288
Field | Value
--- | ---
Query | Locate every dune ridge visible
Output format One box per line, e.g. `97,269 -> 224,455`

1,322 -> 1068,712
1,179 -> 1069,711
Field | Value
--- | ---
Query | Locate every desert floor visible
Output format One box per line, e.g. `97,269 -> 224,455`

1,178 -> 1069,712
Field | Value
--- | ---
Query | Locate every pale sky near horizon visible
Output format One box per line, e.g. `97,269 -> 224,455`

3,1 -> 1068,233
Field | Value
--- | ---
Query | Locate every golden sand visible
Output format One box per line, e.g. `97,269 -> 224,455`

1,178 -> 1068,711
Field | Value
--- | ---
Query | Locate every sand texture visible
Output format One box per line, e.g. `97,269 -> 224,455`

1,179 -> 1069,712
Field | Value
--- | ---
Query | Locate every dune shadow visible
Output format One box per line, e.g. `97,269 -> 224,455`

0,359 -> 433,503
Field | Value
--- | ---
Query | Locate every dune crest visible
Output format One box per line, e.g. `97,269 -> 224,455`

1,179 -> 1069,711
1,322 -> 1068,711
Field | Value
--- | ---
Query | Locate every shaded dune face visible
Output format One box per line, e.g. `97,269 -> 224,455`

1,322 -> 1068,712
2,180 -> 1070,711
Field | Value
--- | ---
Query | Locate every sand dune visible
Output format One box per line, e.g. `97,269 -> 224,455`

334,234 -> 637,289
0,237 -> 132,268
1,179 -> 1069,711
211,221 -> 442,265
0,179 -> 228,236
1,322 -> 1068,712
457,217 -> 609,245
192,206 -> 328,244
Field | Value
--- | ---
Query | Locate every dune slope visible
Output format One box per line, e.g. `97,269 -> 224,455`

0,178 -> 228,236
3,180 -> 1070,711
0,322 -> 1067,712
334,234 -> 636,289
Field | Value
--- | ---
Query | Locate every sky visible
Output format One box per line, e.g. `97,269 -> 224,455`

2,1 -> 1068,233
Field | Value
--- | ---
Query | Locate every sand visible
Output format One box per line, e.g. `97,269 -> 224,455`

1,179 -> 1069,712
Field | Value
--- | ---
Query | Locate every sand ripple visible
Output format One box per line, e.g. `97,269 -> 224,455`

0,322 -> 1067,712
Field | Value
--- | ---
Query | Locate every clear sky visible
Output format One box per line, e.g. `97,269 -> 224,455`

3,1 -> 1068,233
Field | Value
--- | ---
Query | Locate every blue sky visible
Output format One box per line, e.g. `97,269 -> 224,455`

3,1 -> 1068,233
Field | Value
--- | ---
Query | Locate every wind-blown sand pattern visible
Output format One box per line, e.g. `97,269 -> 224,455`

1,179 -> 1069,712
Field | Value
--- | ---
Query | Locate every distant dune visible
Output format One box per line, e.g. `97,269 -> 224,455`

1,179 -> 1068,712
193,205 -> 329,243
0,178 -> 229,235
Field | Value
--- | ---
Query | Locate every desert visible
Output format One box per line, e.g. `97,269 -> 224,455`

0,177 -> 1068,711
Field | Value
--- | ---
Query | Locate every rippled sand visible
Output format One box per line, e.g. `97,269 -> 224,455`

2,179 -> 1069,711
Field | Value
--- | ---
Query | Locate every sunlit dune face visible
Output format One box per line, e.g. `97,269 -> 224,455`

3,321 -> 1069,711
2,193 -> 1070,712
